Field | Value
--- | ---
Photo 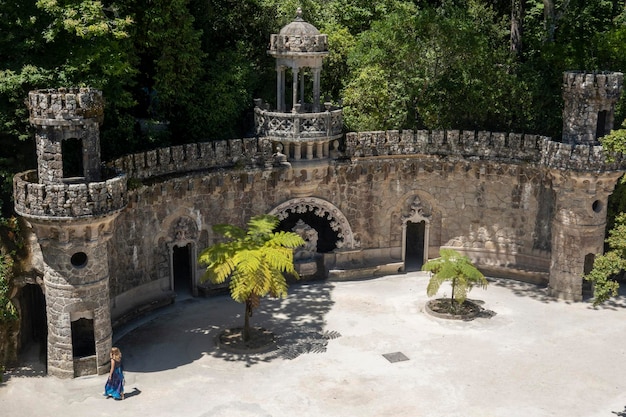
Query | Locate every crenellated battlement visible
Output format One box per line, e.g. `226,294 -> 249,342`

28,88 -> 104,125
109,129 -> 626,181
346,130 -> 626,172
13,169 -> 127,219
110,137 -> 271,180
562,71 -> 624,100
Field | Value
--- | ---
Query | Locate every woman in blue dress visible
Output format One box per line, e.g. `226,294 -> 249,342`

104,347 -> 124,400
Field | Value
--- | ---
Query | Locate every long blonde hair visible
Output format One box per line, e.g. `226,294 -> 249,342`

110,347 -> 122,362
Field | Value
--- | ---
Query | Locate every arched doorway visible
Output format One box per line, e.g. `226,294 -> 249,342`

172,243 -> 197,298
405,221 -> 426,271
582,253 -> 595,297
17,283 -> 47,370
401,196 -> 431,272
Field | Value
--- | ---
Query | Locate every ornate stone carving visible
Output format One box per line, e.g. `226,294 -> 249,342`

292,220 -> 318,260
270,197 -> 357,249
170,216 -> 198,243
401,196 -> 431,224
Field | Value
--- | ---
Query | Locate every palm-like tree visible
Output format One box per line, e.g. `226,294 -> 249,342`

198,214 -> 304,341
422,248 -> 488,312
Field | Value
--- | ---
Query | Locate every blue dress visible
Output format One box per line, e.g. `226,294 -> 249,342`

104,359 -> 124,399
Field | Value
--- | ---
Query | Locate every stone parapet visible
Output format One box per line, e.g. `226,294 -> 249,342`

562,71 -> 624,101
28,88 -> 104,125
109,129 -> 626,182
345,130 -> 626,172
13,170 -> 127,219
110,138 -> 267,180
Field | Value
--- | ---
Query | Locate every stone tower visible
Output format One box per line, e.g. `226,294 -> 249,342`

254,8 -> 343,162
562,71 -> 623,145
548,71 -> 624,300
13,88 -> 127,378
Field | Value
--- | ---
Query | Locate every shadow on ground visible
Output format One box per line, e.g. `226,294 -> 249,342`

118,280 -> 338,372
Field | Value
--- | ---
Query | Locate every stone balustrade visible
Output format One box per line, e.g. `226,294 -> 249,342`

254,106 -> 343,142
28,88 -> 104,125
13,170 -> 127,219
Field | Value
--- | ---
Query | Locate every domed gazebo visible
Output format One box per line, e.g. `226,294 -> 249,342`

254,8 -> 343,161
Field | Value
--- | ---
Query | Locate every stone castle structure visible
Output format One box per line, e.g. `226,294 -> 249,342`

10,11 -> 626,378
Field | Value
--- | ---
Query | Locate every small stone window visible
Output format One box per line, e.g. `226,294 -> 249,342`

71,252 -> 88,268
592,200 -> 602,213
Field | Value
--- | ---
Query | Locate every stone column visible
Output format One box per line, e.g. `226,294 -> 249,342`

276,66 -> 286,112
292,67 -> 299,112
294,143 -> 302,161
312,67 -> 322,112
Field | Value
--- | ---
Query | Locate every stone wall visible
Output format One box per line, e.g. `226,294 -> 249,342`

107,151 -> 557,320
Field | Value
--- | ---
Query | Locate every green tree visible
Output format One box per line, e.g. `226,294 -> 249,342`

198,215 -> 304,341
583,124 -> 626,306
423,248 -> 488,312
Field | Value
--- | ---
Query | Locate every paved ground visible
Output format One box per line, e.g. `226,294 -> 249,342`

2,271 -> 626,417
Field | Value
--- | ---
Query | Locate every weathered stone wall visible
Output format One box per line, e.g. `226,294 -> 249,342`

14,170 -> 127,219
562,71 -> 624,145
103,127 -> 626,317
107,150 -> 559,320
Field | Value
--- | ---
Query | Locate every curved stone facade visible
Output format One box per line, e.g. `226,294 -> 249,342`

12,70 -> 626,377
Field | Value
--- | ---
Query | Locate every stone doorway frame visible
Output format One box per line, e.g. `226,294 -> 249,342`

401,197 -> 431,271
169,241 -> 198,297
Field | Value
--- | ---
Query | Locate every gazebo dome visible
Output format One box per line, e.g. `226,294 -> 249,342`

279,8 -> 321,36
269,8 -> 328,56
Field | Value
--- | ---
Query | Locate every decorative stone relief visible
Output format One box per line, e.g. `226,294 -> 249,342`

401,196 -> 431,224
169,216 -> 198,244
292,220 -> 318,260
270,197 -> 358,249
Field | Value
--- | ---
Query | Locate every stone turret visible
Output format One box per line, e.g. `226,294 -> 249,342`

548,71 -> 625,300
254,8 -> 343,162
562,71 -> 624,145
13,88 -> 127,378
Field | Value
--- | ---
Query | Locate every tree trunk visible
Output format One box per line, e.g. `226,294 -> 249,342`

543,0 -> 556,42
510,0 -> 523,55
243,299 -> 253,342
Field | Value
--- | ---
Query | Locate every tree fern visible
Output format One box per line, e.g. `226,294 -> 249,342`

422,248 -> 488,306
198,214 -> 305,341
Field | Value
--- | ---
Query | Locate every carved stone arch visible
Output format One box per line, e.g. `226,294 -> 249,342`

391,192 -> 437,271
269,197 -> 357,250
156,210 -> 202,297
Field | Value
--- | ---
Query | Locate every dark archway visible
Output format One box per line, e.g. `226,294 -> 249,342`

405,221 -> 425,271
62,138 -> 83,179
71,318 -> 95,358
18,283 -> 47,366
278,211 -> 339,253
173,244 -> 193,298
583,253 -> 595,297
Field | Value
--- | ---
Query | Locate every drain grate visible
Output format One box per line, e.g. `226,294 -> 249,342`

382,352 -> 409,363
